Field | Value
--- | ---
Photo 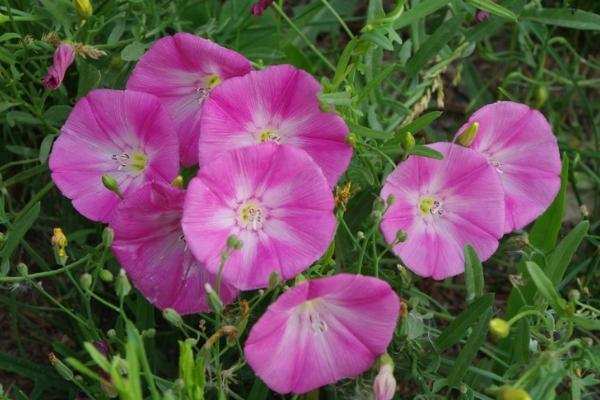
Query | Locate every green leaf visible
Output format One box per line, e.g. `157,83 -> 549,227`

572,316 -> 600,331
83,342 -> 111,372
332,38 -> 358,88
405,15 -> 463,78
77,61 -> 101,98
390,111 -> 443,141
247,378 -> 270,400
39,134 -> 56,164
466,0 -> 517,21
435,293 -> 494,351
43,105 -> 72,126
546,220 -> 589,285
446,308 -> 493,386
409,145 -> 444,160
525,261 -> 567,314
362,30 -> 395,51
394,0 -> 451,30
529,155 -> 569,252
121,42 -> 147,61
349,123 -> 391,140
521,8 -> 600,31
464,245 -> 484,303
0,202 -> 40,276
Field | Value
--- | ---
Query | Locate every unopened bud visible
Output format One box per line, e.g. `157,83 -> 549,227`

498,386 -> 531,400
489,318 -> 510,340
107,328 -> 116,338
373,361 -> 396,400
115,269 -> 131,298
534,86 -> 548,109
163,308 -> 183,328
204,283 -> 223,313
17,262 -> 28,276
171,175 -> 184,189
457,122 -> 479,147
347,133 -> 358,148
226,235 -> 243,250
49,353 -> 74,381
51,227 -> 68,248
101,174 -> 122,198
99,269 -> 113,282
268,271 -> 281,289
102,227 -> 114,248
80,273 -> 92,290
401,131 -> 415,152
142,328 -> 156,338
395,230 -> 407,243
568,289 -> 580,302
73,0 -> 93,19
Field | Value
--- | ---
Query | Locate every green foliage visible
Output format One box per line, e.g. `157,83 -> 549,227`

1,0 -> 599,399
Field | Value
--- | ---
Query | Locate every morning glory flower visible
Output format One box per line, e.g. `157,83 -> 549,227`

49,89 -> 179,222
110,181 -> 237,315
455,101 -> 561,233
199,64 -> 353,187
127,33 -> 252,166
244,273 -> 400,394
42,43 -> 75,90
380,142 -> 505,280
182,143 -> 336,290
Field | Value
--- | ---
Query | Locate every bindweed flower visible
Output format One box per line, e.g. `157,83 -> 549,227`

244,274 -> 400,394
110,181 -> 237,315
251,0 -> 274,16
380,143 -> 505,279
127,33 -> 251,166
182,143 -> 336,290
373,361 -> 396,400
455,102 -> 560,233
49,89 -> 179,222
199,64 -> 353,187
42,43 -> 75,90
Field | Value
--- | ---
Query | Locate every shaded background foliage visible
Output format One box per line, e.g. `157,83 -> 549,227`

0,0 -> 599,399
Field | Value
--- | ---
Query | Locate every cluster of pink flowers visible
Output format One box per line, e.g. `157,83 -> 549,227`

48,31 -> 559,396
381,102 -> 561,280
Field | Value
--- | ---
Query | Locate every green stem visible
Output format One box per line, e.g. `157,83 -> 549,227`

0,255 -> 90,283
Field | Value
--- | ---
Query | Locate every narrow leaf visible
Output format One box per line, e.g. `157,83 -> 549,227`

0,202 -> 40,276
521,8 -> 600,31
394,0 -> 451,30
464,245 -> 484,303
466,0 -> 517,21
409,145 -> 444,160
546,220 -> 589,285
525,261 -> 567,314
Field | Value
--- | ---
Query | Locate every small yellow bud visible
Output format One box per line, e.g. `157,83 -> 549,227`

498,386 -> 531,400
101,174 -> 122,197
401,131 -> 415,152
457,122 -> 479,147
489,318 -> 510,340
51,228 -> 68,248
73,0 -> 93,19
171,175 -> 184,189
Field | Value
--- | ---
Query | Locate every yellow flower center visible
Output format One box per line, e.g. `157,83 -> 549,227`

418,196 -> 443,216
259,129 -> 281,143
204,73 -> 221,89
238,201 -> 265,230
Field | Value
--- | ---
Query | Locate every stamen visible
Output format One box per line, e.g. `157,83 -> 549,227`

259,129 -> 281,143
418,196 -> 444,216
491,159 -> 504,174
110,151 -> 147,173
237,201 -> 266,230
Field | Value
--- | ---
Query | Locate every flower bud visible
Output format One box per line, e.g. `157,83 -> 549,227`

568,289 -> 580,302
401,131 -> 415,152
49,352 -> 74,381
73,0 -> 93,19
395,230 -> 407,243
101,174 -> 122,198
534,86 -> 548,109
489,318 -> 510,340
163,308 -> 183,328
226,234 -> 243,250
373,363 -> 396,400
204,283 -> 223,313
171,175 -> 184,189
386,194 -> 396,206
80,273 -> 92,290
107,328 -> 117,338
498,386 -> 531,400
475,10 -> 490,23
115,269 -> 131,298
99,269 -> 114,282
142,328 -> 156,338
102,227 -> 114,248
17,262 -> 28,276
268,271 -> 281,289
457,122 -> 479,147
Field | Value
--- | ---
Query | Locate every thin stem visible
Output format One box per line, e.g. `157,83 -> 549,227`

0,255 -> 90,283
319,0 -> 354,39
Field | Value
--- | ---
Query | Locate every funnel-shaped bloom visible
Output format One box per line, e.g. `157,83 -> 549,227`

43,43 -> 75,90
455,101 -> 561,233
127,33 -> 252,166
380,142 -> 505,280
110,182 -> 237,314
244,273 -> 400,394
49,89 -> 179,222
199,64 -> 352,187
182,143 -> 335,290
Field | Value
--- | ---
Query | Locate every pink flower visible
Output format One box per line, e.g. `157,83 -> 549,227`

42,43 -> 75,90
127,33 -> 252,166
475,10 -> 491,22
181,143 -> 335,290
380,142 -> 505,280
455,101 -> 561,233
373,364 -> 396,400
244,273 -> 400,394
251,0 -> 274,15
49,89 -> 179,222
110,181 -> 237,315
199,64 -> 352,187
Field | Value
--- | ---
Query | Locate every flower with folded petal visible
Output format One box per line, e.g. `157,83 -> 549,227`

127,33 -> 252,166
110,181 -> 237,314
373,363 -> 396,400
42,43 -> 75,90
455,101 -> 561,233
244,273 -> 400,394
380,142 -> 505,280
182,143 -> 335,290
49,89 -> 179,222
199,64 -> 352,187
